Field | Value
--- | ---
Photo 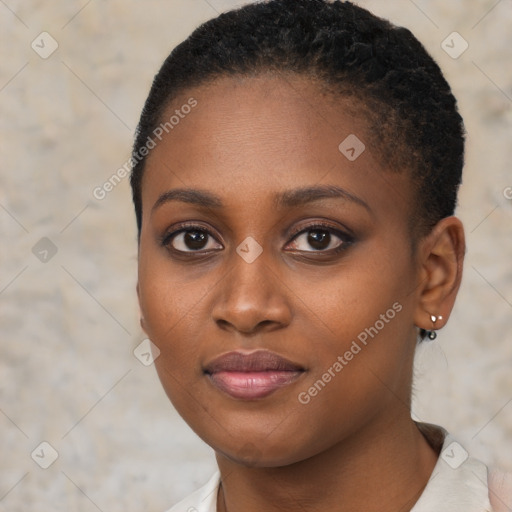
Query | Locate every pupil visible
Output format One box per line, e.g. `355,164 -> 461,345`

185,230 -> 207,250
308,230 -> 330,250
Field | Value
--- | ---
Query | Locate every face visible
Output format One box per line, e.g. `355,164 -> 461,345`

137,73 -> 423,467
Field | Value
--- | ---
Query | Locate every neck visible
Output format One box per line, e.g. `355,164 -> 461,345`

215,415 -> 439,512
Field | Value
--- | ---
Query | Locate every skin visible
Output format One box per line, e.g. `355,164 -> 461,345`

136,73 -> 466,512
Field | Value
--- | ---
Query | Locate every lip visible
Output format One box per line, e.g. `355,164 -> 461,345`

203,350 -> 305,400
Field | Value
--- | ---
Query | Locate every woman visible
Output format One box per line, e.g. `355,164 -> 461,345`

129,1 -> 511,510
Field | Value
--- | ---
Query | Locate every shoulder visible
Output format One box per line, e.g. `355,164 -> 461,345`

412,422 -> 511,512
488,467 -> 512,512
164,471 -> 221,512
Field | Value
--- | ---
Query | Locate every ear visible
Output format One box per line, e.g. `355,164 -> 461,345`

136,281 -> 147,333
413,216 -> 466,332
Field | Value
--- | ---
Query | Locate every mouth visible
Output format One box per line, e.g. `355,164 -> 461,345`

203,350 -> 305,400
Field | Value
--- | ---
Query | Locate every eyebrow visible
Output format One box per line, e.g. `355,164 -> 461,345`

151,185 -> 372,214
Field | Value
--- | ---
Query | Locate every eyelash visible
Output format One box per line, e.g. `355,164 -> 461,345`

160,221 -> 354,256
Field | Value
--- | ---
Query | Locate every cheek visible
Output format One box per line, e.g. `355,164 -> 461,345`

137,251 -> 208,377
138,264 -> 210,420
293,244 -> 411,349
138,242 -> 208,335
289,245 -> 416,411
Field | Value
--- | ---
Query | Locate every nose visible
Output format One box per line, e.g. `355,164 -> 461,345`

211,248 -> 292,335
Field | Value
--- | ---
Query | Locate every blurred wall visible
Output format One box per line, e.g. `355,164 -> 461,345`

0,0 -> 511,510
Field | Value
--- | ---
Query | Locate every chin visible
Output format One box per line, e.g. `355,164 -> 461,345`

217,447 -> 302,469
209,429 -> 321,469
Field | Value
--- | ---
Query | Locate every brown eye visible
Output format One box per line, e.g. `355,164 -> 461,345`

287,224 -> 353,253
163,225 -> 223,253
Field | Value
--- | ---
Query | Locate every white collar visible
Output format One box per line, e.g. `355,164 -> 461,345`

411,422 -> 493,512
166,422 -> 494,511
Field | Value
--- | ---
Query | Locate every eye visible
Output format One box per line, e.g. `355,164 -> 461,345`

161,221 -> 353,256
162,224 -> 222,253
286,223 -> 353,253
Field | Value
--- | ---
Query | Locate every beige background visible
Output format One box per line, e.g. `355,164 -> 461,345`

0,0 -> 511,510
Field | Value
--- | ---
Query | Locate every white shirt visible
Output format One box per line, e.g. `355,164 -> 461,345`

165,423 -> 512,512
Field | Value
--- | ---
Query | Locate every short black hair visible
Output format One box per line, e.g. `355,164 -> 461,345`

130,0 -> 465,242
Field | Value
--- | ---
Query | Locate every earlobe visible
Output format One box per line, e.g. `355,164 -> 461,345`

413,216 -> 466,333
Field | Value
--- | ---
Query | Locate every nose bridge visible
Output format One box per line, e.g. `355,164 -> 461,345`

212,240 -> 291,333
232,243 -> 271,296
224,243 -> 274,308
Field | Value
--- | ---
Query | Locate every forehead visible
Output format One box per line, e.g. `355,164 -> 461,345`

141,74 -> 411,225
149,73 -> 365,175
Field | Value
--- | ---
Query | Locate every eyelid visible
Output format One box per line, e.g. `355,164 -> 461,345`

287,220 -> 353,240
